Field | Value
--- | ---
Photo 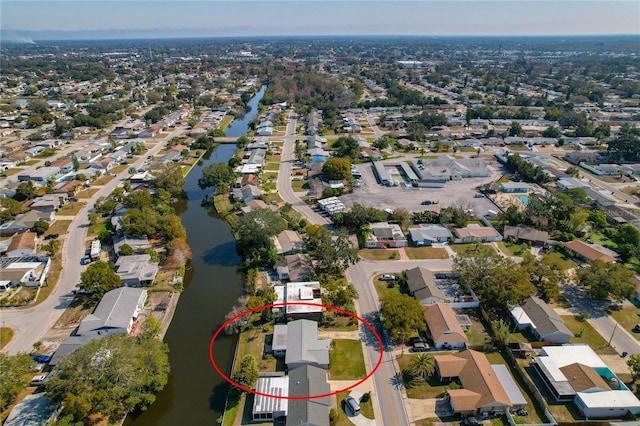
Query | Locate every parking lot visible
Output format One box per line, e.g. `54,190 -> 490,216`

339,158 -> 508,216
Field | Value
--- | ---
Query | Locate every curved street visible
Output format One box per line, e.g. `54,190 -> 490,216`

1,125 -> 187,355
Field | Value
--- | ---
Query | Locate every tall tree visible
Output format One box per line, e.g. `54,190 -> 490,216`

78,261 -> 121,299
578,260 -> 635,301
0,353 -> 34,410
521,254 -> 565,301
322,157 -> 351,181
236,208 -> 287,266
380,293 -> 426,342
46,334 -> 169,422
231,355 -> 259,393
198,162 -> 235,189
409,354 -> 435,381
150,163 -> 186,197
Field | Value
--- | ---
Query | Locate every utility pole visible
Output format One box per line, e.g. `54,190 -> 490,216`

608,322 -> 618,346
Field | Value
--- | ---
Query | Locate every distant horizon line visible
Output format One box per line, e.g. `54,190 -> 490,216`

2,31 -> 639,43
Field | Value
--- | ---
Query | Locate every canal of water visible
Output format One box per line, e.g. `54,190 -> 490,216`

125,86 -> 265,425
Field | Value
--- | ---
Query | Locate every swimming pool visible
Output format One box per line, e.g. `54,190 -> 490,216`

514,195 -> 530,206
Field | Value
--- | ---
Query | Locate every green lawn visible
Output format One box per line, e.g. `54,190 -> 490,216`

56,201 -> 86,216
87,220 -> 107,237
261,172 -> 278,181
3,167 -> 23,176
291,180 -> 308,191
404,247 -> 449,260
373,278 -> 406,301
497,241 -> 526,256
335,391 -> 374,425
46,220 -> 72,235
450,243 -> 495,257
397,355 -> 449,399
93,175 -> 115,185
0,327 -> 14,350
263,162 -> 280,171
607,305 -> 640,340
496,174 -> 513,184
76,188 -> 100,199
543,251 -> 577,271
561,315 -> 618,355
358,249 -> 400,260
328,339 -> 366,380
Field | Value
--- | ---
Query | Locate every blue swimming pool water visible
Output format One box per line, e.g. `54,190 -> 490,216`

514,195 -> 530,206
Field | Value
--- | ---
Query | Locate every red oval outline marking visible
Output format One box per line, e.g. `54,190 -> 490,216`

209,302 -> 383,400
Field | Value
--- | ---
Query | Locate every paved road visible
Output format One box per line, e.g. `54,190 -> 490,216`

1,125 -> 187,355
560,282 -> 640,356
275,113 -> 329,226
346,259 -> 453,426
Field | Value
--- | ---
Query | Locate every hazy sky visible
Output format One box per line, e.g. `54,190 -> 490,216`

2,0 -> 639,39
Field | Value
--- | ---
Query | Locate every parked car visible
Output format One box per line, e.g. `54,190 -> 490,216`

421,199 -> 439,205
30,373 -> 49,386
463,417 -> 484,426
344,395 -> 361,416
410,336 -> 428,345
379,274 -> 396,281
633,324 -> 640,332
32,354 -> 52,363
44,233 -> 59,240
412,342 -> 430,352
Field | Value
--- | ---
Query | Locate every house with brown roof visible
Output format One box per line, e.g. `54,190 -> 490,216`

275,254 -> 314,282
241,173 -> 259,187
274,230 -> 306,255
435,350 -> 521,417
503,226 -> 549,246
453,225 -> 502,243
54,180 -> 83,197
7,232 -> 37,257
424,303 -> 468,350
563,240 -> 618,264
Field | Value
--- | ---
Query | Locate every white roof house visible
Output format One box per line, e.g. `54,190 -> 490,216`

285,281 -> 322,318
533,344 -> 640,418
77,287 -> 147,337
114,254 -> 158,287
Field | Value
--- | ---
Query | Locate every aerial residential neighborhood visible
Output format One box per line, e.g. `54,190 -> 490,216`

0,19 -> 640,426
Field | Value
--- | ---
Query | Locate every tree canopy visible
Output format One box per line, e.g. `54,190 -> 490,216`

46,334 -> 170,422
236,208 -> 287,266
79,261 -> 121,299
454,248 -> 534,310
380,293 -> 427,342
305,225 -> 358,273
0,353 -> 34,411
577,260 -> 635,301
198,162 -> 235,190
322,157 -> 351,181
150,162 -> 186,197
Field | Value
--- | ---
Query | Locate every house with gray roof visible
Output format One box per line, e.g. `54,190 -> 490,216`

510,296 -> 572,344
114,254 -> 158,287
113,234 -> 151,255
405,267 -> 447,305
287,365 -> 331,426
77,287 -> 147,337
279,320 -> 329,369
409,224 -> 452,246
251,365 -> 330,425
366,222 -> 407,248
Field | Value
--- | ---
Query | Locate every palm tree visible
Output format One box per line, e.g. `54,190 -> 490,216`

409,353 -> 435,381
